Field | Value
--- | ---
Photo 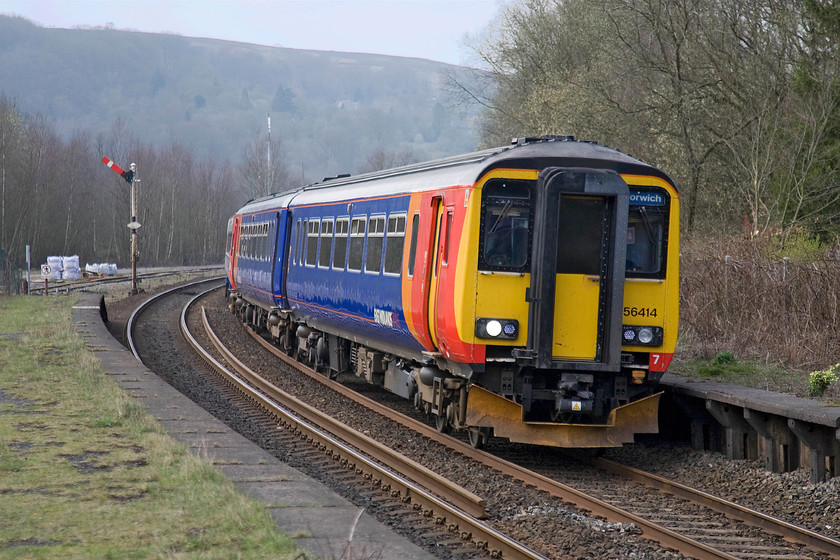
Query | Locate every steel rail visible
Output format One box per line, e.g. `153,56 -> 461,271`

198,307 -> 486,519
595,457 -> 840,558
33,269 -> 220,296
125,276 -> 225,360
185,302 -> 548,560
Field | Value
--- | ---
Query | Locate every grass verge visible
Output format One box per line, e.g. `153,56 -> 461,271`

673,352 -> 840,405
0,295 -> 302,559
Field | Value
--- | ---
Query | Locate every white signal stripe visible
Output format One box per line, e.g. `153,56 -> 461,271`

101,156 -> 125,176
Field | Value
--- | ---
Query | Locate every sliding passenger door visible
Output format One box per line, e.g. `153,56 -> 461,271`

427,199 -> 446,349
272,210 -> 291,309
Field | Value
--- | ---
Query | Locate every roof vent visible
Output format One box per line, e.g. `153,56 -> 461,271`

512,135 -> 576,146
322,173 -> 351,182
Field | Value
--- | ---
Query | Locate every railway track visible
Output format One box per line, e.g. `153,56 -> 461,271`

32,267 -> 221,295
126,282 -> 840,559
127,280 -> 549,559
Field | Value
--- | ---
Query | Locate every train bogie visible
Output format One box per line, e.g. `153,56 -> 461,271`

227,136 -> 679,449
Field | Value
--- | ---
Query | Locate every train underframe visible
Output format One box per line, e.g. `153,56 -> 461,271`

232,297 -> 661,449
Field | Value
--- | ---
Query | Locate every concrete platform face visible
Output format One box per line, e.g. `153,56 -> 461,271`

72,294 -> 436,560
661,373 -> 840,428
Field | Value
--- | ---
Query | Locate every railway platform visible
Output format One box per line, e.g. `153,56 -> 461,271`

72,293 -> 435,560
660,373 -> 840,483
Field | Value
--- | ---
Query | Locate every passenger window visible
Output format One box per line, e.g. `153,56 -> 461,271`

247,225 -> 252,259
305,219 -> 319,266
333,218 -> 349,270
365,216 -> 386,273
407,213 -> 420,277
299,220 -> 307,265
265,224 -> 270,261
348,217 -> 365,272
319,219 -> 334,268
244,225 -> 248,259
442,211 -> 453,265
384,214 -> 406,275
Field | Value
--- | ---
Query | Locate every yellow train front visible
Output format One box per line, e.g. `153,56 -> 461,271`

409,137 -> 679,448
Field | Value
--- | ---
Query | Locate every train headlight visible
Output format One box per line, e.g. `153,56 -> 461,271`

638,328 -> 654,344
476,318 -> 519,340
621,325 -> 663,347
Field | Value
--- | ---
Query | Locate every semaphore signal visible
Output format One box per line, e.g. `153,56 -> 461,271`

100,156 -> 140,294
101,156 -> 134,183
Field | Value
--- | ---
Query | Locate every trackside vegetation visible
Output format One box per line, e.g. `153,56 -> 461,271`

0,295 -> 302,559
676,236 -> 840,402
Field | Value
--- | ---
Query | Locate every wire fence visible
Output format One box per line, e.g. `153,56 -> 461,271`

680,251 -> 840,370
0,246 -> 22,296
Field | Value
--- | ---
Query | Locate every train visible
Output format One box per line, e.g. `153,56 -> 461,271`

225,135 -> 679,448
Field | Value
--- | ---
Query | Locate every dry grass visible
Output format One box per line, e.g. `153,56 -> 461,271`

676,236 -> 840,400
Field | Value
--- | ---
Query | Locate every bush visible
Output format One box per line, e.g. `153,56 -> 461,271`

808,364 -> 839,397
712,352 -> 738,366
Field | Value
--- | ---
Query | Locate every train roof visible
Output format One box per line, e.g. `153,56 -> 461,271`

237,136 -> 676,215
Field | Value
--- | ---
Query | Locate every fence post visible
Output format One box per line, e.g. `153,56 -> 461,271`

724,255 -> 733,323
25,245 -> 31,295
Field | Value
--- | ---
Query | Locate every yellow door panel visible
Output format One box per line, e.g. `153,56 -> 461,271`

473,272 -> 531,345
554,274 -> 600,360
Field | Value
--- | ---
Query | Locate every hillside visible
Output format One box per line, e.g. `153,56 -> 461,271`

0,15 -> 483,182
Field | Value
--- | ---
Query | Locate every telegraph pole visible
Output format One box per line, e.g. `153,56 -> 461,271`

101,157 -> 140,295
266,113 -> 272,194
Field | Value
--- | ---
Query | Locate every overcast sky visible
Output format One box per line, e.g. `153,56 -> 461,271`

0,0 -> 502,66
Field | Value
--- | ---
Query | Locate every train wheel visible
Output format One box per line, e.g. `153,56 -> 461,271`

467,427 -> 491,449
434,413 -> 451,434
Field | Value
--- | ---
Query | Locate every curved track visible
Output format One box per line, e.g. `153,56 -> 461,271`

191,303 -> 547,560
127,280 -> 549,559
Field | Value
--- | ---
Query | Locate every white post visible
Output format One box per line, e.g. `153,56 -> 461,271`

128,163 -> 140,295
25,244 -> 31,295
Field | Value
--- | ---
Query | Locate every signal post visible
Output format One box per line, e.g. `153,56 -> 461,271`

101,157 -> 141,295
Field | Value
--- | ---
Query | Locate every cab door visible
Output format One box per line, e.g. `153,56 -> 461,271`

553,195 -> 608,360
230,214 -> 242,290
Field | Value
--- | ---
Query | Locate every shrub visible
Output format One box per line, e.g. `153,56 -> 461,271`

808,364 -> 839,397
712,352 -> 738,366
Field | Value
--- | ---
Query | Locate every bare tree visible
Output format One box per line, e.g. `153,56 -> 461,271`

465,0 -> 839,239
239,129 -> 292,200
358,146 -> 418,173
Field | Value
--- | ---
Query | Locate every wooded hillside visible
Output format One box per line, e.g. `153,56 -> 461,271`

0,15 -> 483,269
0,15 -> 482,183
